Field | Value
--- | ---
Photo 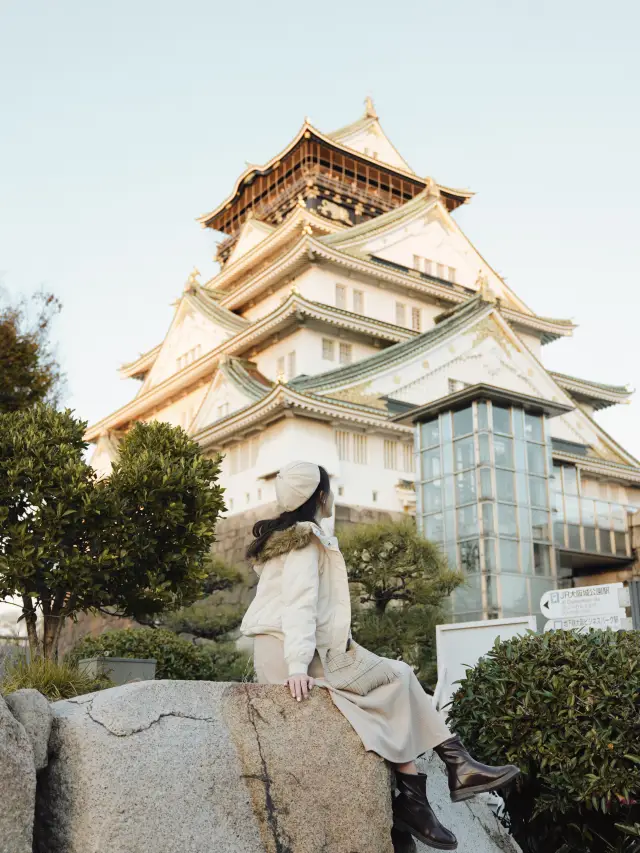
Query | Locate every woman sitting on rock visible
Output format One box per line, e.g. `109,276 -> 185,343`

241,461 -> 519,852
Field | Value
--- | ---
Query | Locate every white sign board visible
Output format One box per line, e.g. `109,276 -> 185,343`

540,583 -> 630,620
544,614 -> 633,633
433,616 -> 536,714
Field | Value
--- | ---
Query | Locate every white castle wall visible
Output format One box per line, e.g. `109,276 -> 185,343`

218,415 -> 414,517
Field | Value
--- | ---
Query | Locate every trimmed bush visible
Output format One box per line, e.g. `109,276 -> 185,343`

67,627 -> 248,682
448,630 -> 640,853
2,657 -> 112,701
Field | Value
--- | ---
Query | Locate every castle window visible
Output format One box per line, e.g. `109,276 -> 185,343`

336,430 -> 350,461
402,443 -> 415,473
384,440 -> 398,470
353,434 -> 368,464
336,430 -> 368,464
336,284 -> 347,309
372,490 -> 378,502
413,255 -> 422,271
424,258 -> 433,276
437,263 -> 446,280
176,344 -> 202,372
339,343 -> 353,364
395,302 -> 407,327
353,290 -> 364,314
411,307 -> 421,332
447,266 -> 457,283
276,356 -> 285,380
228,436 -> 260,475
322,338 -> 335,361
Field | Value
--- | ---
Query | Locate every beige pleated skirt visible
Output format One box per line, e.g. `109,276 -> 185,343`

253,634 -> 451,765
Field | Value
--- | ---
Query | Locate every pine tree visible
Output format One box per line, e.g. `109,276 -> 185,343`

339,518 -> 462,688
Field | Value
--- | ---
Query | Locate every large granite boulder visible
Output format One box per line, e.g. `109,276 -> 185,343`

35,680 -> 521,853
0,692 -> 37,853
5,688 -> 53,770
35,680 -> 394,853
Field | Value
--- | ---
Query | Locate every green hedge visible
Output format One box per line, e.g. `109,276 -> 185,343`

67,627 -> 248,683
448,630 -> 640,853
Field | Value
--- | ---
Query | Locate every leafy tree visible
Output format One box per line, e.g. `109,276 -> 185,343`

448,630 -> 640,853
0,405 -> 224,660
141,556 -> 247,641
0,289 -> 64,413
339,518 -> 462,686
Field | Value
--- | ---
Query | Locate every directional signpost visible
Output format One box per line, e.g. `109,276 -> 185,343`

540,583 -> 632,633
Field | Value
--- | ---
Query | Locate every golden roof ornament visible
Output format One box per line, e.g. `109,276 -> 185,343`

476,270 -> 497,302
184,267 -> 200,293
297,195 -> 307,209
364,95 -> 378,119
424,177 -> 441,199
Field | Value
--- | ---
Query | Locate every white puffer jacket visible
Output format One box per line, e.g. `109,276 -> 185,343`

241,522 -> 351,676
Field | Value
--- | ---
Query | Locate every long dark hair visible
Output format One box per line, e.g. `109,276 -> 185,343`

246,465 -> 330,561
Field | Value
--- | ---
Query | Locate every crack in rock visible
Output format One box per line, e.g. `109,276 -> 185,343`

244,685 -> 294,853
85,698 -> 218,737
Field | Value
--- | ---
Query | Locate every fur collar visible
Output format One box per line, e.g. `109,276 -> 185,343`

254,521 -> 316,565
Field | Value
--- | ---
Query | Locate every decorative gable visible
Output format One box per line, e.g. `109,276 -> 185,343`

225,217 -> 276,266
298,300 -> 635,469
143,294 -> 244,391
190,358 -> 271,434
323,191 -> 531,314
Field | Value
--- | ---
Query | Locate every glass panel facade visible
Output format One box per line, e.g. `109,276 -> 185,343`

417,404 -> 634,623
553,465 -> 631,558
417,399 -> 556,621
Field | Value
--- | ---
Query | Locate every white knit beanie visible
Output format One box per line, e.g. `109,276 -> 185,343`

275,461 -> 321,512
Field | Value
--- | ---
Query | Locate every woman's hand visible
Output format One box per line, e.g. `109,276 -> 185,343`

286,674 -> 315,702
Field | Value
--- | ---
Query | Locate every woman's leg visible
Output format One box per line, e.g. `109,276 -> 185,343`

395,761 -> 418,775
392,763 -> 457,851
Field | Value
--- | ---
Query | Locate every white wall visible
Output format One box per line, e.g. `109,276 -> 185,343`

219,415 -> 414,516
145,385 -> 208,432
240,265 -> 447,336
252,327 -> 379,382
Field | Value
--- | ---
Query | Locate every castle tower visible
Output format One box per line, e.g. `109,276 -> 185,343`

87,100 -> 639,621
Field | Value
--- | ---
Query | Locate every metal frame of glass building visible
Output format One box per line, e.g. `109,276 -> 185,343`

394,384 -> 635,623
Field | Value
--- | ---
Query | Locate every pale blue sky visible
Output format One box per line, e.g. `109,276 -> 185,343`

1,0 -> 639,456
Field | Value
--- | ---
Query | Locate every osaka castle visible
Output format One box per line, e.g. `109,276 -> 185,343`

86,98 -> 640,623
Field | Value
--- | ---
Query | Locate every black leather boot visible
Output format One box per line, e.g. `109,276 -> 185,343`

391,826 -> 417,853
393,771 -> 457,851
434,736 -> 520,803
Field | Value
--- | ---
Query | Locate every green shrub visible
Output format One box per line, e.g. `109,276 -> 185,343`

2,657 -> 112,701
448,630 -> 640,853
67,627 -> 248,682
